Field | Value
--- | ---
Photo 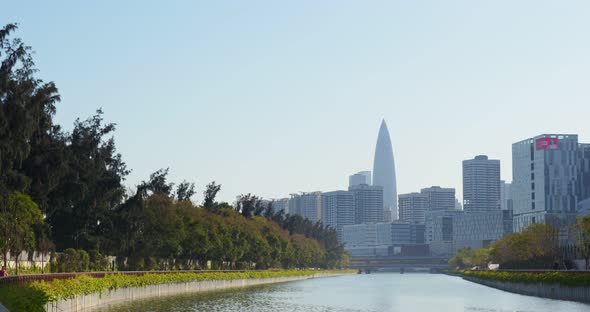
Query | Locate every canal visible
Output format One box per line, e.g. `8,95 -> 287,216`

103,273 -> 590,312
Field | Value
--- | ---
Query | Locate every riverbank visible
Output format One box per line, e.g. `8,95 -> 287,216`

451,270 -> 590,304
0,270 -> 355,312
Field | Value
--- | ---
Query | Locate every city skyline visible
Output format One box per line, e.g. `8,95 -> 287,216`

3,1 -> 590,204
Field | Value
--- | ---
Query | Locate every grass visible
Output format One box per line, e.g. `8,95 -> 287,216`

0,269 -> 354,311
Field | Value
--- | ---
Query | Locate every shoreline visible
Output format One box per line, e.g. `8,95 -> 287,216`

448,271 -> 590,304
46,272 -> 349,312
44,272 -> 351,312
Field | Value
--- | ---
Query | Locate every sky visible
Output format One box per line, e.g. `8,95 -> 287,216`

3,1 -> 590,204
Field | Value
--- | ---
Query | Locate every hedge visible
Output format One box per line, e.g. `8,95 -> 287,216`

0,270 -> 354,311
458,270 -> 590,287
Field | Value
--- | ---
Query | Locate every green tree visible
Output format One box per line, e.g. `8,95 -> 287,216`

57,249 -> 89,272
203,182 -> 221,211
0,192 -> 43,273
574,216 -> 590,269
176,181 -> 195,202
48,110 -> 129,251
449,247 -> 475,269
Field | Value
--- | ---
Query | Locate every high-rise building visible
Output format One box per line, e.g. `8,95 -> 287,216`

322,191 -> 355,242
289,192 -> 322,222
579,144 -> 590,202
420,186 -> 456,211
512,134 -> 590,233
270,198 -> 289,214
455,198 -> 463,210
463,155 -> 501,212
349,184 -> 384,223
373,120 -> 398,219
500,181 -> 513,211
349,171 -> 372,187
398,192 -> 429,224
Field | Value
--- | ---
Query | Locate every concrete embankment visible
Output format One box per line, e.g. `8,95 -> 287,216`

46,273 -> 345,312
463,276 -> 590,304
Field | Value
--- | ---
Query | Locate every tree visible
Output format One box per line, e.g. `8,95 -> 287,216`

0,192 -> 43,273
448,247 -> 475,269
47,110 -> 129,251
1,24 -> 59,196
235,194 -> 259,218
176,181 -> 195,202
574,216 -> 590,269
524,223 -> 559,268
203,182 -> 221,211
33,222 -> 54,273
0,25 -> 59,273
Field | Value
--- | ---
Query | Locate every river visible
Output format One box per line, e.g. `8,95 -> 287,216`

103,273 -> 590,312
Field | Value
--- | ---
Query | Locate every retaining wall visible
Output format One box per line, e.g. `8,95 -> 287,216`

463,276 -> 590,303
46,273 -> 341,312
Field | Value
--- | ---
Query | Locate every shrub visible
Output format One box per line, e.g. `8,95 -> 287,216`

88,250 -> 110,271
57,249 -> 90,272
0,269 -> 355,311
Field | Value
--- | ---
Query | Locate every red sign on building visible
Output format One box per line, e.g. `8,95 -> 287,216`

536,137 -> 559,150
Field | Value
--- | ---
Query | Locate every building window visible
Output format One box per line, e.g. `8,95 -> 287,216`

531,163 -> 534,170
532,202 -> 535,210
531,182 -> 535,190
532,217 -> 536,224
531,173 -> 535,180
531,192 -> 535,200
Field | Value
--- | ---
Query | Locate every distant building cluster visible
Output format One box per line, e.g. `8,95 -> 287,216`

269,128 -> 590,260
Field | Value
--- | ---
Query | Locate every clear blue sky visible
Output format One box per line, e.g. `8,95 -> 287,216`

3,1 -> 590,203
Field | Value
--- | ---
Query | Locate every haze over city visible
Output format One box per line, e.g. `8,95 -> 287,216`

3,1 -> 590,203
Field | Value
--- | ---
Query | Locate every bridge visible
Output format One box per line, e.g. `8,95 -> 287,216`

349,256 -> 450,272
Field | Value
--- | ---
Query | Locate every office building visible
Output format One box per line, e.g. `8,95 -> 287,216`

463,155 -> 501,212
373,120 -> 398,219
579,144 -> 590,202
421,186 -> 456,211
500,181 -> 513,211
349,184 -> 384,223
289,192 -> 322,223
270,198 -> 289,214
398,192 -> 429,224
349,171 -> 372,187
512,134 -> 590,233
322,191 -> 355,242
453,210 -> 513,251
425,210 -> 464,256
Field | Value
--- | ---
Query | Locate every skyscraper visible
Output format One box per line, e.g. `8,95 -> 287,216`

420,186 -> 456,211
373,120 -> 397,219
462,155 -> 501,213
349,171 -> 372,187
349,184 -> 384,223
289,192 -> 322,222
500,181 -> 513,211
322,191 -> 355,242
398,192 -> 429,224
512,134 -> 590,233
270,198 -> 289,214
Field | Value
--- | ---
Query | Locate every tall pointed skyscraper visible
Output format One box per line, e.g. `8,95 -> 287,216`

373,120 -> 397,221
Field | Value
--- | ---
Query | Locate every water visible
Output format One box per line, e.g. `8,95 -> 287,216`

104,274 -> 590,312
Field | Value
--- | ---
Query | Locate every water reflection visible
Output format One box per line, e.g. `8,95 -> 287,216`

103,274 -> 590,312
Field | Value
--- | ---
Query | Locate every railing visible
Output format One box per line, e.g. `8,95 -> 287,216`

0,270 -> 250,286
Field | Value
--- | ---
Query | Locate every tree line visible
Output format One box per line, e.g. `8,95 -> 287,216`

0,24 -> 347,272
449,223 -> 563,270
